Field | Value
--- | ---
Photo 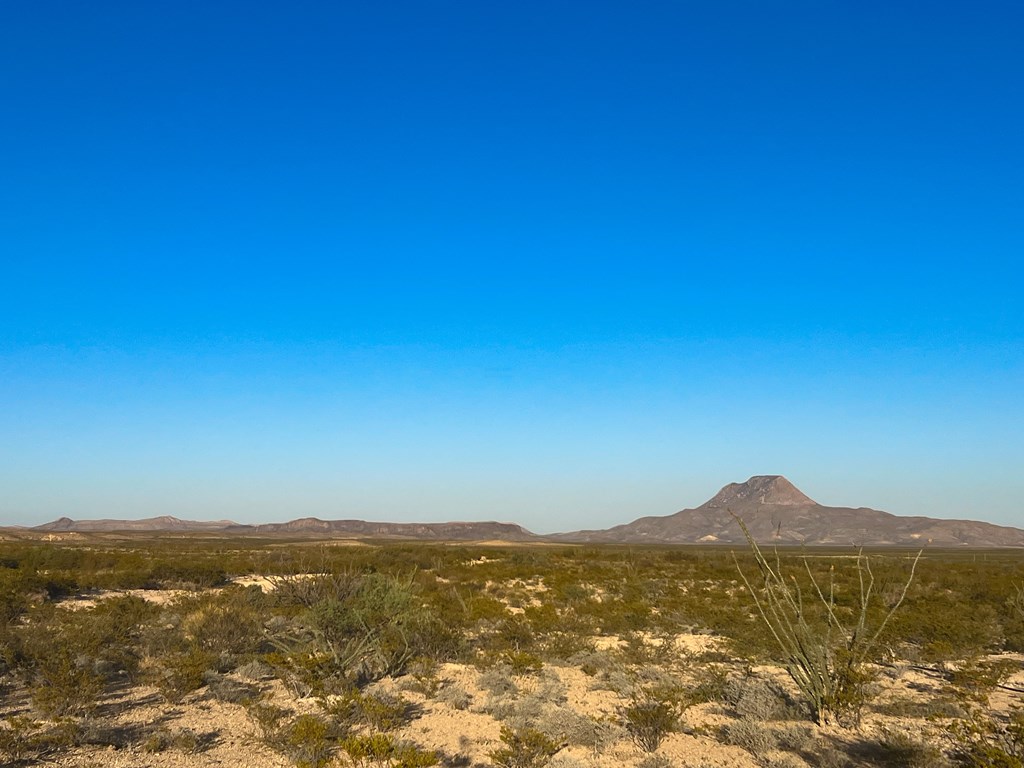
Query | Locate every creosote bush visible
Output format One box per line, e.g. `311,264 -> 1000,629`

280,714 -> 338,768
489,725 -> 560,768
248,707 -> 342,768
272,570 -> 463,689
148,646 -> 217,703
621,687 -> 683,753
319,688 -> 415,733
340,733 -> 438,768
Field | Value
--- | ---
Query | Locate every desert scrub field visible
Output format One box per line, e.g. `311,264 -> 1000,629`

0,537 -> 1022,767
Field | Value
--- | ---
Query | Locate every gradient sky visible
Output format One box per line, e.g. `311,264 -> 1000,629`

2,2 -> 1022,532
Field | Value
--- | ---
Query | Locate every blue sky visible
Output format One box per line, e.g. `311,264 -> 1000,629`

1,2 -> 1022,531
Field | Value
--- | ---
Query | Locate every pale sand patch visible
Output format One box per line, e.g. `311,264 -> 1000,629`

54,572 -> 322,611
54,588 -> 192,611
49,683 -> 290,768
231,573 -> 322,591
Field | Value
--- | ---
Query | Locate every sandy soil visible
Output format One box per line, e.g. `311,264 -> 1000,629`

16,583 -> 1024,768
12,639 -> 1011,768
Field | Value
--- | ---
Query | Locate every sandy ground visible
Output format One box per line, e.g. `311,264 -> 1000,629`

12,642 -> 1013,768
18,583 -> 1024,767
41,660 -> 763,768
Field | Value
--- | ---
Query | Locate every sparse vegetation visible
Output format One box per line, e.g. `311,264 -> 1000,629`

0,535 -> 1019,767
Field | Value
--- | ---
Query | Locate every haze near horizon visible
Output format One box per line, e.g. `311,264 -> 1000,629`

1,2 -> 1022,532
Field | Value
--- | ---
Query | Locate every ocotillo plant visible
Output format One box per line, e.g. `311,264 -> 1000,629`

731,512 -> 920,725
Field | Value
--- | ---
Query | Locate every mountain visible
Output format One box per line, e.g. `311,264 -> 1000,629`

31,515 -> 540,541
34,516 -> 238,533
234,518 -> 540,541
24,477 -> 1024,546
554,475 -> 1024,547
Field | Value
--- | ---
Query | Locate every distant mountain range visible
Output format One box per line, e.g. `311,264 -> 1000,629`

21,476 -> 1024,547
32,515 -> 540,542
37,515 -> 239,533
552,475 -> 1024,547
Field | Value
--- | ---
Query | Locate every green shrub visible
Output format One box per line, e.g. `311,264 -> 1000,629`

150,559 -> 227,589
636,756 -> 673,768
0,716 -> 41,763
320,689 -> 414,733
268,649 -> 348,698
621,688 -> 682,753
148,646 -> 216,703
403,656 -> 441,696
179,593 -> 265,656
504,650 -> 544,675
291,571 -> 448,685
0,715 -> 84,763
340,732 -> 438,768
946,659 -> 1020,707
688,663 -> 729,705
277,714 -> 338,768
245,697 -> 292,741
0,570 -> 34,626
28,652 -> 105,717
489,725 -> 560,768
948,706 -> 1024,767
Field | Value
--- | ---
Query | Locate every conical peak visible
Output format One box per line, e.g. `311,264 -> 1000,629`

702,475 -> 816,508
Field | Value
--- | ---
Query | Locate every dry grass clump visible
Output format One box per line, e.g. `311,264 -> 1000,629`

775,723 -> 816,753
435,682 -> 472,710
636,756 -> 674,768
723,673 -> 795,721
872,727 -> 950,768
141,726 -> 209,754
718,716 -> 778,753
546,756 -> 591,768
479,665 -> 520,697
537,709 -> 621,755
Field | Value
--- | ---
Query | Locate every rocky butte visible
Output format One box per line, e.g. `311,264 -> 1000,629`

554,475 -> 1024,547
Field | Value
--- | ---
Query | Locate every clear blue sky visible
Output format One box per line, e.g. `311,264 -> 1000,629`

1,2 -> 1022,531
